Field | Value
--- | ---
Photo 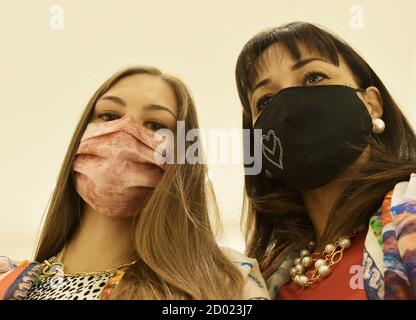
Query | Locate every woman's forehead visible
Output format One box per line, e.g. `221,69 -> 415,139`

250,42 -> 338,86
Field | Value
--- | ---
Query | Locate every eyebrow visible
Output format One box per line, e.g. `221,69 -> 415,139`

100,95 -> 126,106
291,57 -> 329,70
99,95 -> 176,118
251,57 -> 331,94
143,104 -> 176,118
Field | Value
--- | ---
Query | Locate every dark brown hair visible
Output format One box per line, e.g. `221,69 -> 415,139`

235,22 -> 416,270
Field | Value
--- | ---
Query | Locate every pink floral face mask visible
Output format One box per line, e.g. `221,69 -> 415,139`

72,114 -> 168,218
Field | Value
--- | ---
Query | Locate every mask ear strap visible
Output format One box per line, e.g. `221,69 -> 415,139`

354,87 -> 366,93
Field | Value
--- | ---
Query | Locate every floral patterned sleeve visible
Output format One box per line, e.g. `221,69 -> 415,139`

364,172 -> 416,299
0,256 -> 19,282
221,247 -> 271,300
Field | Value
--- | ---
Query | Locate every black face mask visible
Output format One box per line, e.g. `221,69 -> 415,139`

253,85 -> 373,190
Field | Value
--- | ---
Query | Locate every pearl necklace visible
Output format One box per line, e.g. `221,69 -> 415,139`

290,229 -> 361,288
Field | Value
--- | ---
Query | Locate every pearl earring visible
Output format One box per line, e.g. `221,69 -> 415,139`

372,118 -> 385,134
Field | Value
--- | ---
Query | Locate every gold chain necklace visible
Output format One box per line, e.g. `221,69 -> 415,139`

41,256 -> 137,278
39,247 -> 137,280
289,227 -> 363,288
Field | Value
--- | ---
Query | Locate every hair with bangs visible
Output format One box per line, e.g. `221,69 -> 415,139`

235,22 -> 416,272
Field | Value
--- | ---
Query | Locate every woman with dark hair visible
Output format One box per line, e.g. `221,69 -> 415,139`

235,21 -> 416,300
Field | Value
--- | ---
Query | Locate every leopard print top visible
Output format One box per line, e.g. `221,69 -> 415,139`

25,273 -> 112,300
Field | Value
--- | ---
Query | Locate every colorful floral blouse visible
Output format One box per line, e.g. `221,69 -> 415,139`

263,173 -> 416,300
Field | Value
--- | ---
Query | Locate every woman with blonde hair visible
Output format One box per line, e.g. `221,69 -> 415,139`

0,66 -> 269,300
235,22 -> 416,300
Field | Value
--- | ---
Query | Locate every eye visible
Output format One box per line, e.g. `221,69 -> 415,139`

98,112 -> 121,122
303,71 -> 329,85
144,121 -> 167,132
256,95 -> 273,112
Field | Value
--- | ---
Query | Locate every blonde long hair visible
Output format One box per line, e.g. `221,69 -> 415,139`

35,66 -> 244,299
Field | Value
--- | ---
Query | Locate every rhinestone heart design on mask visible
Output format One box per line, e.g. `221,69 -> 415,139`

261,129 -> 284,170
